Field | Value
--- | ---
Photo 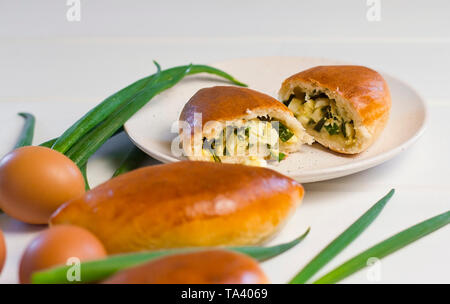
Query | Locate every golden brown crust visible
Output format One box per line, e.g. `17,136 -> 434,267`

50,161 -> 304,254
180,86 -> 292,133
103,250 -> 269,284
280,65 -> 391,127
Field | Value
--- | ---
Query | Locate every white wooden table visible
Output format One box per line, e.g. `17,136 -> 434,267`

0,0 -> 449,284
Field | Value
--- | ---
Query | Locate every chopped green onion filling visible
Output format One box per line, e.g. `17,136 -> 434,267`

283,94 -> 295,106
324,123 -> 340,135
276,122 -> 294,142
314,117 -> 326,132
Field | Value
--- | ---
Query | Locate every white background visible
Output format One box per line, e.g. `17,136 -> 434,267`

0,0 -> 449,284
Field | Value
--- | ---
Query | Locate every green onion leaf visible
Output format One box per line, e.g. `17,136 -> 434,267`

79,163 -> 90,190
112,146 -> 149,178
290,189 -> 394,284
313,210 -> 450,284
233,227 -> 310,261
51,72 -> 156,154
31,228 -> 309,284
51,64 -> 246,154
187,65 -> 247,87
153,60 -> 162,73
39,138 -> 57,148
39,127 -> 123,149
14,113 -> 35,148
65,65 -> 192,167
52,62 -> 162,154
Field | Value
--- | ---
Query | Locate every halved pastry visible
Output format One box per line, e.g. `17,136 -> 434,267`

179,86 -> 313,166
279,65 -> 391,154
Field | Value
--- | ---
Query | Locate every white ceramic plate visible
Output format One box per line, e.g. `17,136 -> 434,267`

124,57 -> 427,183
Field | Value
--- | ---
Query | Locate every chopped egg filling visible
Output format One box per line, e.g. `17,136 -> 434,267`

284,92 -> 356,146
201,117 -> 295,166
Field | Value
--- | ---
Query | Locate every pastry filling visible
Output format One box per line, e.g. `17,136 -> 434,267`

283,91 -> 356,146
201,116 -> 297,166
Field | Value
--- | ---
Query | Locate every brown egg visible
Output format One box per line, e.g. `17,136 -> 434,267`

0,146 -> 85,224
103,249 -> 269,284
0,230 -> 6,273
19,225 -> 107,283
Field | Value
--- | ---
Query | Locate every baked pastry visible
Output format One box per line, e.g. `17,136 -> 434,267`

179,86 -> 313,166
279,65 -> 391,154
50,161 -> 304,253
103,250 -> 269,284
